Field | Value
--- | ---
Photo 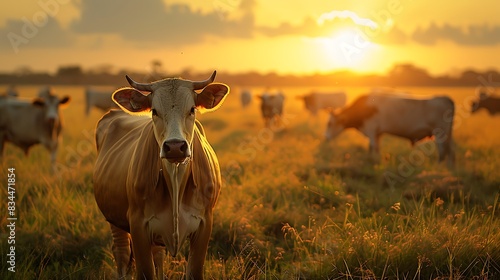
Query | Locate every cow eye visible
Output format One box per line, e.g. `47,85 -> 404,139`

190,106 -> 196,115
151,109 -> 158,116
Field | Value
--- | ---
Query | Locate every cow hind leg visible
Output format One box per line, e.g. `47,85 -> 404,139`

110,224 -> 134,279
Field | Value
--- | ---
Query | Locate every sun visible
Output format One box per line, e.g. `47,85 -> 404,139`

315,27 -> 379,72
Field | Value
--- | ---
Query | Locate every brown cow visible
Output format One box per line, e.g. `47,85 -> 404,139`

93,71 -> 229,279
471,92 -> 500,115
259,91 -> 285,127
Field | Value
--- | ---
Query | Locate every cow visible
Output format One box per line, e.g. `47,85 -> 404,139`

0,88 -> 70,170
471,92 -> 500,115
297,91 -> 346,115
259,91 -> 285,128
85,87 -> 119,116
93,71 -> 229,280
325,93 -> 455,166
240,89 -> 252,108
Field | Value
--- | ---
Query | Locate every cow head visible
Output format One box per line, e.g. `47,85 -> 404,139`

32,90 -> 71,125
296,93 -> 315,112
112,71 -> 229,164
325,112 -> 345,140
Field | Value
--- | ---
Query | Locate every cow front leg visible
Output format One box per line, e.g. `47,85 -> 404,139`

152,245 -> 164,280
110,224 -> 134,279
187,212 -> 213,280
45,141 -> 58,173
130,217 -> 155,280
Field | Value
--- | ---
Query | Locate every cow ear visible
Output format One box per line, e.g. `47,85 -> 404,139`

113,87 -> 151,114
59,96 -> 71,107
32,98 -> 45,107
195,83 -> 229,113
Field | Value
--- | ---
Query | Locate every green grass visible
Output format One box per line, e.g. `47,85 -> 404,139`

1,86 -> 499,279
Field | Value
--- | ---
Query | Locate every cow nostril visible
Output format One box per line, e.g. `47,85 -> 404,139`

163,142 -> 171,152
180,142 -> 187,153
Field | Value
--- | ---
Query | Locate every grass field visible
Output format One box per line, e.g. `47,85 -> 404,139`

1,85 -> 499,279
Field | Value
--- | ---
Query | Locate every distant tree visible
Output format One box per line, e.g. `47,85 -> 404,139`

88,64 -> 115,75
388,64 -> 431,85
57,65 -> 83,76
13,66 -> 33,76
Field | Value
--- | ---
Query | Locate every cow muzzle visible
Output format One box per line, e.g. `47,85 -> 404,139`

160,139 -> 190,164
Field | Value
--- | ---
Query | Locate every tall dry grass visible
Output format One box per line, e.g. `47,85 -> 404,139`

1,85 -> 499,279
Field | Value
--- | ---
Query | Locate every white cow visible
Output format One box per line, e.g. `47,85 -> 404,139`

240,89 -> 252,108
325,93 -> 455,166
0,88 -> 70,169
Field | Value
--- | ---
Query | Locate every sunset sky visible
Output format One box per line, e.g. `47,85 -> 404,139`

1,0 -> 500,76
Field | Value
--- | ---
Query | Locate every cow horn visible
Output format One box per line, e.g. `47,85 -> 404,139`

125,75 -> 154,92
192,71 -> 216,90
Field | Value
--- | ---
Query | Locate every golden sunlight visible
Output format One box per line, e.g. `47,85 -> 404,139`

314,27 -> 379,72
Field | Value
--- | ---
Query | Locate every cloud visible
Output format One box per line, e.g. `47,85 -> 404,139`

317,10 -> 378,29
412,23 -> 500,46
257,12 -> 408,45
258,16 -> 379,38
71,0 -> 255,45
0,17 -> 73,53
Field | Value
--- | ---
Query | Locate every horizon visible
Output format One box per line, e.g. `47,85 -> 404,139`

1,1 -> 500,76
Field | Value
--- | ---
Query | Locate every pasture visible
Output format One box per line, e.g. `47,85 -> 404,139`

1,85 -> 499,279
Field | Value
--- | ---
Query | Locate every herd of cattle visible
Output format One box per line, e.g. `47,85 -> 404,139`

1,75 -> 499,279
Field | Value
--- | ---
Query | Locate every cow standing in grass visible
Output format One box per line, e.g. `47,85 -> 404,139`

93,71 -> 229,280
259,91 -> 285,128
240,89 -> 252,108
0,88 -> 70,170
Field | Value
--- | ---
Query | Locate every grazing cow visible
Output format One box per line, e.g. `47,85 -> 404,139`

471,92 -> 500,115
93,71 -> 229,280
0,88 -> 70,169
85,87 -> 119,116
297,91 -> 346,115
259,91 -> 285,127
325,93 -> 455,166
240,89 -> 252,108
